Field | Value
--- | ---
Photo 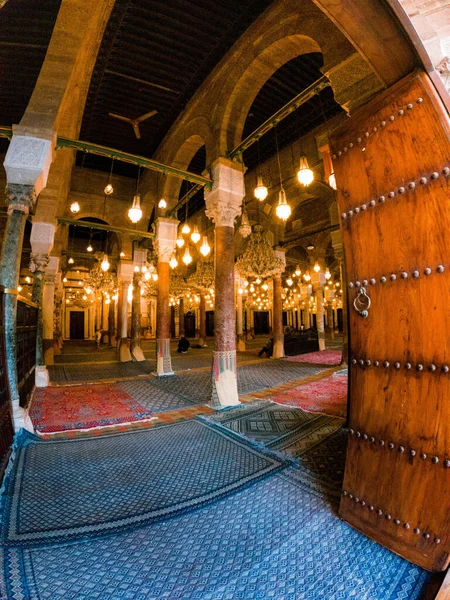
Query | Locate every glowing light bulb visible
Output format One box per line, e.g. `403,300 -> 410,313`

275,188 -> 291,221
191,225 -> 201,244
101,254 -> 110,272
63,277 -> 67,283
295,265 -> 301,277
176,235 -> 185,248
68,257 -> 74,265
255,278 -> 261,284
325,268 -> 331,280
152,273 -> 158,281
200,236 -> 210,257
169,254 -> 178,269
238,288 -> 243,294
304,271 -> 311,282
120,251 -> 125,258
104,183 -> 113,195
17,286 -> 22,292
158,198 -> 167,209
128,194 -> 143,223
262,283 -> 268,291
87,244 -> 93,252
181,223 -> 190,235
254,176 -> 268,201
70,201 -> 80,214
243,280 -> 248,287
297,156 -> 314,186
314,262 -> 320,273
144,271 -> 151,280
182,247 -> 192,265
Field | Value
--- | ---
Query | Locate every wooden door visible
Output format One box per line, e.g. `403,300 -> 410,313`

254,311 -> 269,334
331,71 -> 450,571
206,311 -> 214,336
184,312 -> 195,338
69,311 -> 85,340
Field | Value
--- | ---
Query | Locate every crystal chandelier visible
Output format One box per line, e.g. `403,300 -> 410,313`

297,156 -> 314,186
200,236 -> 211,257
235,225 -> 284,279
276,187 -> 291,221
254,176 -> 268,201
191,225 -> 201,244
238,198 -> 252,238
188,259 -> 214,292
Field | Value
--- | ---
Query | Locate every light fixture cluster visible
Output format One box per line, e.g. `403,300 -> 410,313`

237,278 -> 271,311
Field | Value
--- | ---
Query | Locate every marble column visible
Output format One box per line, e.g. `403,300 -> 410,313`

205,157 -> 244,407
315,286 -> 326,351
331,230 -> 348,363
179,298 -> 185,337
108,298 -> 115,346
155,217 -> 178,376
236,276 -> 245,352
130,270 -> 145,361
272,275 -> 284,358
272,248 -> 286,359
30,253 -> 49,379
327,304 -> 335,339
198,293 -> 206,345
117,261 -> 133,362
0,185 -> 36,431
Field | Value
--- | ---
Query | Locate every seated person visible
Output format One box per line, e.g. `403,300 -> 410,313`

177,335 -> 190,353
258,337 -> 273,358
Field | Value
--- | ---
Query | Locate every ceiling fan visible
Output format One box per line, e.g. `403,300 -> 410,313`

108,110 -> 158,139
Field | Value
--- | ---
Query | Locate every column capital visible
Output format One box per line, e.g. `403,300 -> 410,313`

29,252 -> 49,274
273,247 -> 286,275
5,184 -> 36,215
205,157 -> 245,227
3,128 -> 55,196
155,217 -> 179,263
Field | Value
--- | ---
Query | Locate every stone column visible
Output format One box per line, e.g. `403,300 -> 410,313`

205,157 -> 244,407
30,253 -> 49,383
179,298 -> 185,337
42,258 -> 59,367
0,185 -> 37,431
155,217 -> 178,376
117,261 -> 133,362
198,293 -> 207,345
272,248 -> 286,359
236,275 -> 245,352
130,270 -> 145,361
327,304 -> 335,339
174,304 -> 180,338
314,283 -> 326,351
331,230 -> 348,363
108,298 -> 115,346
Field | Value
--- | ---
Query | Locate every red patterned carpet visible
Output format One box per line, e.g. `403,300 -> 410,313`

271,374 -> 348,418
30,384 -> 155,434
283,350 -> 342,365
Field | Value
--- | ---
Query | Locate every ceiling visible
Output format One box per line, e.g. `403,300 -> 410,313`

0,0 -> 342,179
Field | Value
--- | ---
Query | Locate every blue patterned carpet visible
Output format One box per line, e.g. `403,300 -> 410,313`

0,420 -> 289,546
118,379 -> 200,412
1,468 -> 429,600
207,401 -> 342,449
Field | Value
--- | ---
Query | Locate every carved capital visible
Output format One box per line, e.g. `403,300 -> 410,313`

29,252 -> 50,274
272,248 -> 286,275
5,184 -> 36,215
204,157 -> 244,227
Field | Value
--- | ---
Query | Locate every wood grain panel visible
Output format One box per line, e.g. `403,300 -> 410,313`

331,71 -> 450,571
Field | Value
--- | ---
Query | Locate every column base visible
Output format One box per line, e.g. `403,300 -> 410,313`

273,339 -> 285,359
156,338 -> 174,376
211,350 -> 240,408
318,335 -> 326,351
131,344 -> 146,362
237,336 -> 246,352
11,400 -> 34,433
119,338 -> 132,362
35,365 -> 49,388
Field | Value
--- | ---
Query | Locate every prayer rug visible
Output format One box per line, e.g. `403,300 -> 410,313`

47,360 -> 153,383
30,384 -> 154,434
284,349 -> 342,365
118,380 -> 201,412
1,467 -> 429,600
207,401 -> 342,449
272,373 -> 348,418
0,419 -> 290,546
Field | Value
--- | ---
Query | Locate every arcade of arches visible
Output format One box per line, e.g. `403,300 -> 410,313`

0,0 -> 449,597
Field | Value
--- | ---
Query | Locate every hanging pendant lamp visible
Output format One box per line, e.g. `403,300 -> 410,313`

104,159 -> 114,195
297,156 -> 314,186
